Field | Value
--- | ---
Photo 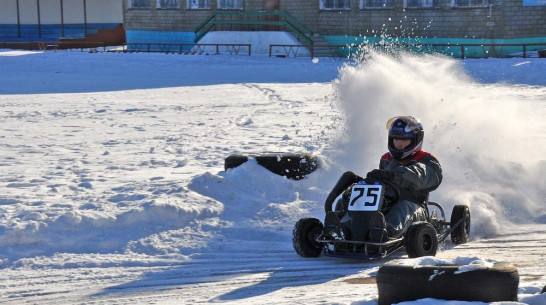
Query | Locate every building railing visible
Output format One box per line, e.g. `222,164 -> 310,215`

120,43 -> 252,55
2,41 -> 543,59
270,43 -> 546,59
193,11 -> 313,45
0,41 -> 252,55
0,41 -> 109,51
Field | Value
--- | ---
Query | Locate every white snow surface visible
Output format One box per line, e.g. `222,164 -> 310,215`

0,46 -> 545,305
390,256 -> 496,274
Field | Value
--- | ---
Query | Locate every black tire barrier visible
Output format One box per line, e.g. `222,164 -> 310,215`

292,218 -> 323,257
377,262 -> 519,305
224,152 -> 319,180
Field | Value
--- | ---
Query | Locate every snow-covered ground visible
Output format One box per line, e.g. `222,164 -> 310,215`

0,47 -> 545,305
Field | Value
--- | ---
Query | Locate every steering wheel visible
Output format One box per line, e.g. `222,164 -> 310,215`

373,178 -> 400,208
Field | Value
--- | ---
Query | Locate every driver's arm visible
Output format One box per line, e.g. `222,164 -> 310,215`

390,156 -> 442,192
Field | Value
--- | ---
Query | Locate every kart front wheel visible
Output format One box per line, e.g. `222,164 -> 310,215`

292,218 -> 323,257
451,205 -> 471,244
405,222 -> 438,258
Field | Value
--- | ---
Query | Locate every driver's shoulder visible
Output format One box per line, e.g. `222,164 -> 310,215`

380,151 -> 440,167
410,150 -> 439,163
416,151 -> 441,164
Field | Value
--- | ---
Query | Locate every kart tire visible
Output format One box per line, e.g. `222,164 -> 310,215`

451,205 -> 471,244
224,153 -> 318,180
542,285 -> 546,294
405,222 -> 438,258
292,218 -> 323,258
376,262 -> 519,305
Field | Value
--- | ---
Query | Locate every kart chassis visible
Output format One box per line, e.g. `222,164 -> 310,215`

315,202 -> 463,259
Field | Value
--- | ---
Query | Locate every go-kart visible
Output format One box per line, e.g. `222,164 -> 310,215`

292,177 -> 471,259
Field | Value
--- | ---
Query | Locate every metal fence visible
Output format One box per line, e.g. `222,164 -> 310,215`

0,41 -> 109,51
0,41 -> 253,55
120,43 -> 252,55
270,43 -> 546,59
2,41 -> 544,58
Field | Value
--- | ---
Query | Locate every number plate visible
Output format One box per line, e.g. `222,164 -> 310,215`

348,182 -> 384,212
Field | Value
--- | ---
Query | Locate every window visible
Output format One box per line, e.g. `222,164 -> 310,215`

405,0 -> 437,8
320,0 -> 351,10
217,0 -> 243,10
157,0 -> 180,8
452,0 -> 489,7
128,0 -> 152,8
188,0 -> 211,9
361,0 -> 394,8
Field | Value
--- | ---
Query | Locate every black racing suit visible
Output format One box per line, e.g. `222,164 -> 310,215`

378,150 -> 442,237
324,150 -> 442,238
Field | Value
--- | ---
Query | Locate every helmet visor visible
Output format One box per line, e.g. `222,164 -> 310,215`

386,116 -> 422,138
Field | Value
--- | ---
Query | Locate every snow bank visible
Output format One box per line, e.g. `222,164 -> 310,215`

0,190 -> 223,260
397,295 -> 546,305
395,299 -> 526,305
188,159 -> 327,232
518,293 -> 546,305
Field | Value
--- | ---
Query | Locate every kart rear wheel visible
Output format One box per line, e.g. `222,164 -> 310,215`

405,222 -> 438,258
292,218 -> 323,257
451,205 -> 471,244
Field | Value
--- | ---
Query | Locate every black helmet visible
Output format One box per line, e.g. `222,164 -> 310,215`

386,116 -> 424,160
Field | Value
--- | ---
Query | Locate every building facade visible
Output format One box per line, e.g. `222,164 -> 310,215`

123,0 -> 546,46
0,0 -> 123,41
2,0 -> 543,55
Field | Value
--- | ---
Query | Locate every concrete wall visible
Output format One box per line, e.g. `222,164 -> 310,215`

0,0 -> 123,25
123,0 -> 546,39
87,0 -> 124,23
0,0 -> 19,23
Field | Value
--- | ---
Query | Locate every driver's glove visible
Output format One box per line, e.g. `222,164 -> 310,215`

366,169 -> 394,181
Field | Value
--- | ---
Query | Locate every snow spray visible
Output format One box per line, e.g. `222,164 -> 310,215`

330,51 -> 546,237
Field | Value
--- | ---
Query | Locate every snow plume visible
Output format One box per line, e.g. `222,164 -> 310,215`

331,51 -> 546,237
